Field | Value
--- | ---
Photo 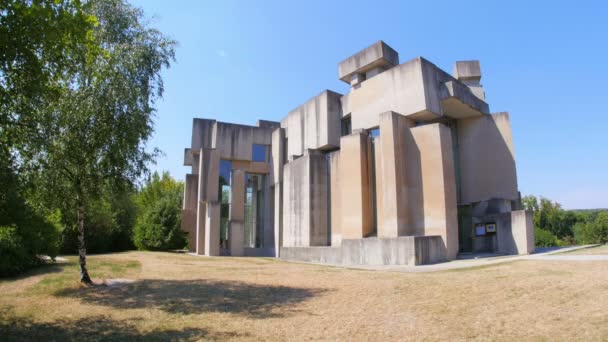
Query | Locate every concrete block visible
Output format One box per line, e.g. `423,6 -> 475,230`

204,202 -> 220,256
197,148 -> 219,202
282,153 -> 330,247
280,236 -> 446,266
377,111 -> 414,237
229,221 -> 244,256
511,210 -> 535,254
284,90 -> 342,157
457,112 -> 518,204
339,131 -> 374,239
408,123 -> 459,259
453,60 -> 481,81
338,40 -> 399,84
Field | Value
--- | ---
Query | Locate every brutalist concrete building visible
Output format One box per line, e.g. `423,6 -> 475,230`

182,41 -> 534,266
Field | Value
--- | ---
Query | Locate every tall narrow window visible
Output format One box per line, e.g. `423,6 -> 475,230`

341,115 -> 352,136
219,160 -> 232,252
244,173 -> 265,248
252,144 -> 269,162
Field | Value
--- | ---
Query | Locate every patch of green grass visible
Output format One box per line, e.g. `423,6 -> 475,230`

27,257 -> 141,295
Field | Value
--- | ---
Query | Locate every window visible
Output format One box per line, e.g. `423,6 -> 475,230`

368,127 -> 380,140
252,144 -> 269,162
341,115 -> 352,136
244,173 -> 265,248
218,160 -> 232,250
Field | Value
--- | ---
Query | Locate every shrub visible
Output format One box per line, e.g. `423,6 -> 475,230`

0,226 -> 28,276
574,212 -> 608,245
133,196 -> 185,251
534,227 -> 560,247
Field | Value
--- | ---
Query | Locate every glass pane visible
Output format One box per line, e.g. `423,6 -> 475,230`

252,144 -> 268,162
244,173 -> 265,248
369,128 -> 380,139
341,116 -> 352,136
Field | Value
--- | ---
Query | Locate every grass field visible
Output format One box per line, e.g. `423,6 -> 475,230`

1,251 -> 607,341
562,244 -> 608,255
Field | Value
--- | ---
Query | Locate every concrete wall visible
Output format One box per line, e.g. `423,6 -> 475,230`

377,112 -> 414,237
472,210 -> 534,255
407,123 -> 459,259
282,152 -> 330,247
281,90 -> 342,157
339,131 -> 374,239
212,121 -> 274,161
280,236 -> 446,266
457,112 -> 519,204
511,210 -> 535,254
341,57 -> 489,131
197,148 -> 219,202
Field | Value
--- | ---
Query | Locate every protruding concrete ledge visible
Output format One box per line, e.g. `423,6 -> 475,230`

280,236 -> 446,266
441,80 -> 490,118
338,40 -> 399,84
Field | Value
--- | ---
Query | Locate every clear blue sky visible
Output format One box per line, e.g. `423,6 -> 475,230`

131,0 -> 607,210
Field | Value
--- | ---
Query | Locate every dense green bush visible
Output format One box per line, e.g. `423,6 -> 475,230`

0,226 -> 27,276
133,172 -> 185,251
574,212 -> 608,245
133,196 -> 185,250
534,227 -> 560,247
0,155 -> 59,276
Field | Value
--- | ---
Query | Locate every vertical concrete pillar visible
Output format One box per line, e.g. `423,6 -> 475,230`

204,202 -> 220,256
229,222 -> 244,256
409,123 -> 459,259
229,169 -> 245,256
511,210 -> 535,254
273,183 -> 283,256
198,148 -> 220,202
340,130 -> 373,239
195,201 -> 206,255
329,151 -> 342,246
378,112 -> 414,237
182,174 -> 199,252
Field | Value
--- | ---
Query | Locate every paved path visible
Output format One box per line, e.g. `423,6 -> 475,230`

342,245 -> 604,273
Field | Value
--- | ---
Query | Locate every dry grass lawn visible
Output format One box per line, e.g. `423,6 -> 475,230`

1,251 -> 607,341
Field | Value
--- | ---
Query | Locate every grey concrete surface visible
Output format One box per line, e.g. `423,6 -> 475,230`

281,245 -> 603,273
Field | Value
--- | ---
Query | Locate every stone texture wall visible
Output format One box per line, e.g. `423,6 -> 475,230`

457,112 -> 519,204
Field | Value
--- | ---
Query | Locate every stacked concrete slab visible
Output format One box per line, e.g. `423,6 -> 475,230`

182,40 -> 534,265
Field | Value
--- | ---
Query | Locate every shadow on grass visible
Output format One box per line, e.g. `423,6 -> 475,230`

55,279 -> 327,319
0,261 -> 74,283
0,308 -> 242,341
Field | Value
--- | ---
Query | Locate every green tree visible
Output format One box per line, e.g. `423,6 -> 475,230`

18,0 -> 175,283
133,172 -> 185,251
574,212 -> 608,245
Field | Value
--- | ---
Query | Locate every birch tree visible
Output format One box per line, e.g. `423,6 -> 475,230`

23,0 -> 175,284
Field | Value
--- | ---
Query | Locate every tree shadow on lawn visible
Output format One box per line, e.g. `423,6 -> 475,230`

0,308 -> 242,342
0,261 -> 74,283
55,279 -> 328,319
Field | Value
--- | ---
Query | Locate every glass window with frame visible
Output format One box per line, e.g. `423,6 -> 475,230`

341,115 -> 352,136
252,144 -> 269,162
218,160 -> 232,250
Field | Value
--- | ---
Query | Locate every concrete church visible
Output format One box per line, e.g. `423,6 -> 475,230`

181,41 -> 534,266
